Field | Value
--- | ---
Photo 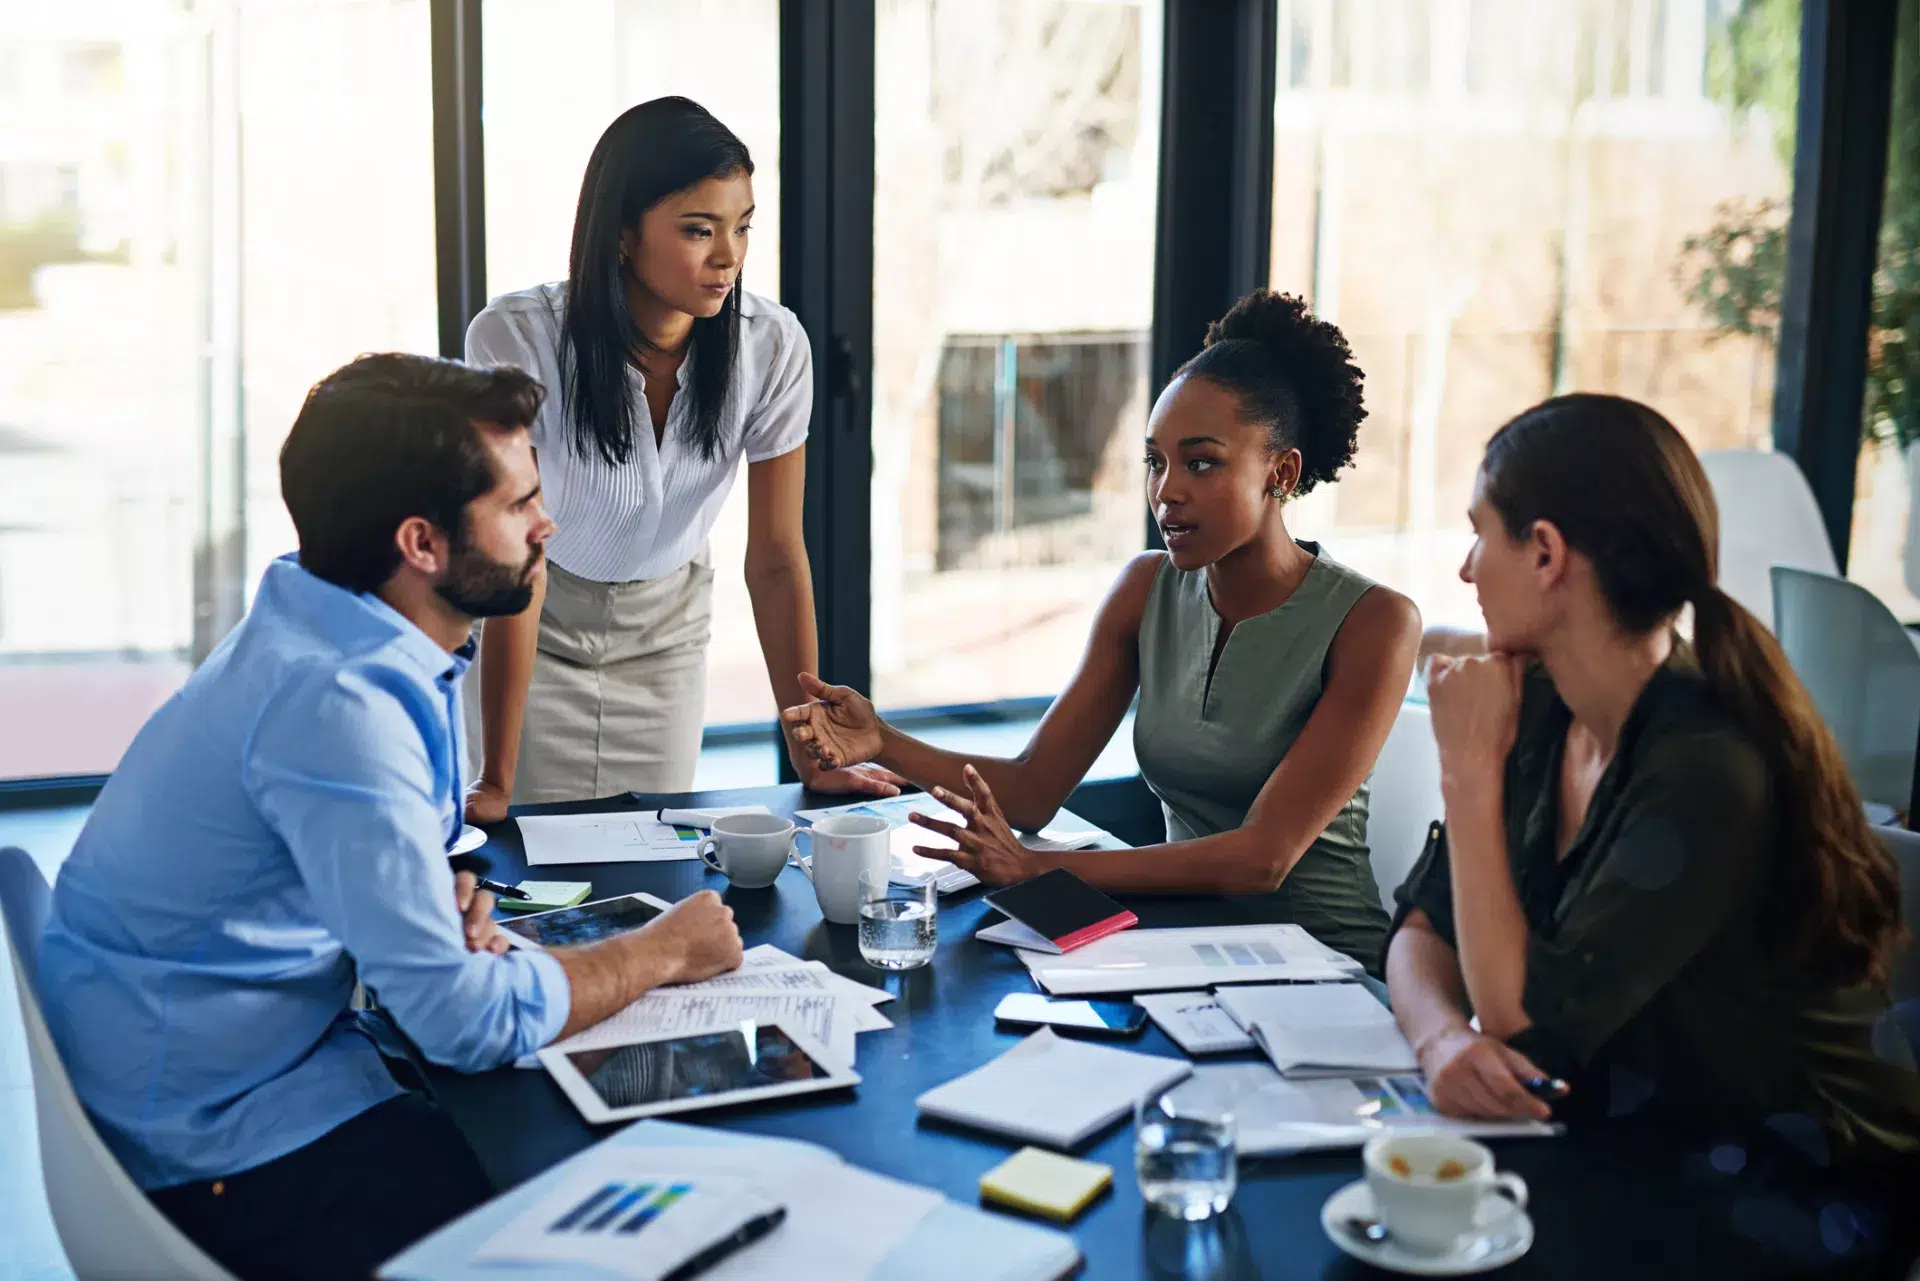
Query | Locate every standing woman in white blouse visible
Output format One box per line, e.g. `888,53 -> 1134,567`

463,97 -> 903,816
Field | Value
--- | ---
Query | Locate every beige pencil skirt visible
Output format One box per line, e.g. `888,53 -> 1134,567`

467,553 -> 713,802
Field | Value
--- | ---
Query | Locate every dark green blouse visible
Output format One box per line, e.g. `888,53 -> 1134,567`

1391,661 -> 1920,1162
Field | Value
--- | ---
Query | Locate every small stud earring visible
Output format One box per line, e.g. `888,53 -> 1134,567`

1271,485 -> 1288,498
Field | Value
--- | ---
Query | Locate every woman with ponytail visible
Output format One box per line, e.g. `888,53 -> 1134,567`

1386,393 -> 1920,1164
783,291 -> 1420,972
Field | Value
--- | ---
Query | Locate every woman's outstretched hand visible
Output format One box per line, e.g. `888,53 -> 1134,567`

909,765 -> 1040,887
781,671 -> 885,772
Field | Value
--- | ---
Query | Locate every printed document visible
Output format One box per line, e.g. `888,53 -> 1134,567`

1191,1063 -> 1559,1153
518,812 -> 706,866
1017,924 -> 1361,995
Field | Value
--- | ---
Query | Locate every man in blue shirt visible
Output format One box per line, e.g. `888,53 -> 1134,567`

38,354 -> 743,1280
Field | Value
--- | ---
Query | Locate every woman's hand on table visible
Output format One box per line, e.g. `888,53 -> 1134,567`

464,778 -> 512,825
909,765 -> 1042,887
1418,1026 -> 1556,1122
799,760 -> 909,798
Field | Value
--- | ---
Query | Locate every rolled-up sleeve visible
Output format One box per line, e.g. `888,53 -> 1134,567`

245,664 -> 571,1070
1505,733 -> 1768,1076
1389,821 -> 1457,946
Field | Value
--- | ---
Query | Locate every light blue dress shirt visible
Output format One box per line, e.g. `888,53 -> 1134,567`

39,556 -> 571,1190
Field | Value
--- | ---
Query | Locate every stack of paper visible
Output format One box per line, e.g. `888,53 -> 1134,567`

380,1119 -> 1081,1281
516,945 -> 893,1071
796,796 -> 1119,895
1015,923 -> 1362,995
915,1027 -> 1191,1148
517,812 -> 708,866
1213,982 -> 1418,1078
468,1159 -> 781,1280
1190,1062 -> 1560,1154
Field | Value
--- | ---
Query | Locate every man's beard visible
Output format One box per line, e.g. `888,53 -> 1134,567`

434,539 -> 541,618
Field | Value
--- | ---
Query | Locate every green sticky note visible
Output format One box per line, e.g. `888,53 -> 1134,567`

498,881 -> 593,911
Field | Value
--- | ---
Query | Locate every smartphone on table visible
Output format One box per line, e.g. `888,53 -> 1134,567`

993,992 -> 1148,1037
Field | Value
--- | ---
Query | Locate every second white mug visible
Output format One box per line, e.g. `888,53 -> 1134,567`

697,813 -> 797,889
801,813 -> 892,924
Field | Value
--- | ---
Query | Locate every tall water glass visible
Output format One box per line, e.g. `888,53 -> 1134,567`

857,868 -> 937,969
1136,1078 -> 1237,1220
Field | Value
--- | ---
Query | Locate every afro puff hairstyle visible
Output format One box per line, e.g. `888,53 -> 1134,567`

1174,290 -> 1366,498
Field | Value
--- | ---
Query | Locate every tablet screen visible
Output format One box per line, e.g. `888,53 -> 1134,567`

500,895 -> 663,948
565,1025 -> 829,1111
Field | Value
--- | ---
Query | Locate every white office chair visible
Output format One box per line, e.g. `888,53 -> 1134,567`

0,847 -> 238,1281
1366,701 -> 1444,910
1701,450 -> 1839,630
1772,567 -> 1920,814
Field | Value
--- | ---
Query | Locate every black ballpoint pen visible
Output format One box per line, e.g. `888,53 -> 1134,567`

475,876 -> 530,901
660,1206 -> 787,1281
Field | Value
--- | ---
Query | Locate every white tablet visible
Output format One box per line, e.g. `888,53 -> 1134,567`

499,892 -> 676,951
537,1019 -> 860,1124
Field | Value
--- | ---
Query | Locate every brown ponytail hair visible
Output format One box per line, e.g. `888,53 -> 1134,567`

1479,393 -> 1904,988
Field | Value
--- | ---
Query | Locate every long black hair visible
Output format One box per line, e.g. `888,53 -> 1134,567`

562,97 -> 752,466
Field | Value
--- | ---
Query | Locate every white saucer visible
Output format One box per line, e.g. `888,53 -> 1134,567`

1320,1179 -> 1533,1276
450,825 -> 488,856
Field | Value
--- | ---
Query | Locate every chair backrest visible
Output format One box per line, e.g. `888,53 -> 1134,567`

1771,567 -> 1920,811
0,848 -> 238,1281
1880,827 -> 1920,1005
1701,450 -> 1839,629
1367,702 -> 1443,911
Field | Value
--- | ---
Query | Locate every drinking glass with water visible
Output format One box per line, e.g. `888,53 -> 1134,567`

1136,1078 -> 1237,1220
857,868 -> 937,969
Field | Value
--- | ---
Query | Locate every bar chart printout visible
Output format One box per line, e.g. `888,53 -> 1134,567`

548,1180 -> 693,1235
471,1161 -> 776,1279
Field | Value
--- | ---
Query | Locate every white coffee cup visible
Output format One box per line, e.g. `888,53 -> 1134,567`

697,813 -> 797,889
799,813 -> 892,924
1361,1132 -> 1527,1256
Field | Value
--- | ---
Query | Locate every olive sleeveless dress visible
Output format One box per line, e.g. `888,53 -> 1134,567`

1133,544 -> 1392,970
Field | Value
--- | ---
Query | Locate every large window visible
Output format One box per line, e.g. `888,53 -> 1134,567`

1845,0 -> 1920,622
481,0 -> 781,730
0,1 -> 435,781
1270,0 -> 1798,631
870,0 -> 1161,711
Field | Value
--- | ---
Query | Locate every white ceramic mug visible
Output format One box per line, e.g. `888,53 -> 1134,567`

696,813 -> 797,889
1361,1132 -> 1527,1256
799,813 -> 892,924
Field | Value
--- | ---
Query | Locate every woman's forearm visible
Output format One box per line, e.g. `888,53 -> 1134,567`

1385,917 -> 1477,1056
1441,782 -> 1533,1039
873,723 -> 1062,832
1012,828 -> 1307,896
745,546 -> 819,715
477,568 -> 547,794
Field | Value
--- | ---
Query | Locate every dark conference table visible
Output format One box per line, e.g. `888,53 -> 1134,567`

434,784 -> 1908,1281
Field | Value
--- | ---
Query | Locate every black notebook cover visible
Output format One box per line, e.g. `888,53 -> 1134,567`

982,868 -> 1138,951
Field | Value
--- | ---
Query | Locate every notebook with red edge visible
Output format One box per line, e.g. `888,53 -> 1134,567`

979,868 -> 1138,954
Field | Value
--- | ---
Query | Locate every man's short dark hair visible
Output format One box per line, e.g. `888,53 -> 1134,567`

280,353 -> 545,593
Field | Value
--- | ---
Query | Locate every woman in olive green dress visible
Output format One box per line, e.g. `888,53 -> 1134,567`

1388,393 -> 1920,1172
781,290 -> 1421,973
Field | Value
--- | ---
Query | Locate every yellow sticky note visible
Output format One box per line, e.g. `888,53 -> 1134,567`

979,1147 -> 1113,1222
